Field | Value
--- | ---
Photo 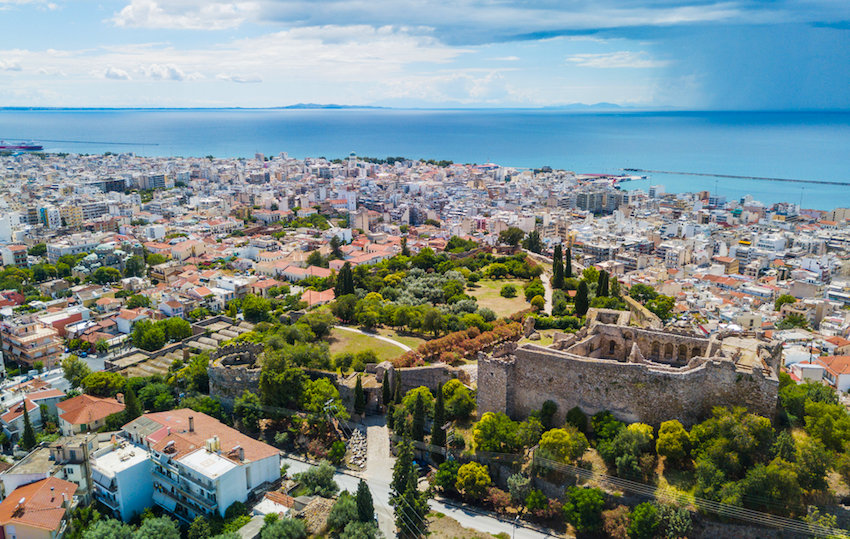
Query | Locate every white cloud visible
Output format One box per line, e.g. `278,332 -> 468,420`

137,63 -> 204,81
216,72 -> 263,83
91,65 -> 132,80
0,59 -> 22,71
566,51 -> 669,68
489,56 -> 520,61
111,0 -> 255,30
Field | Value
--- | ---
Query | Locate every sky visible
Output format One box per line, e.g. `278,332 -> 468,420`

0,0 -> 849,109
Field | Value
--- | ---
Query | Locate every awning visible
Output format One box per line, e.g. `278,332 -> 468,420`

153,491 -> 178,512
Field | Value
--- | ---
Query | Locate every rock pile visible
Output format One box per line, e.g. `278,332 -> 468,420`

348,429 -> 367,468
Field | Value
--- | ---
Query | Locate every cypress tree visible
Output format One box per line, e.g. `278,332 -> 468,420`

124,387 -> 142,420
598,270 -> 609,297
387,403 -> 396,429
431,383 -> 446,448
552,244 -> 564,289
576,281 -> 589,316
356,479 -> 374,523
382,374 -> 391,409
401,237 -> 411,257
334,262 -> 355,297
354,376 -> 366,416
412,393 -> 425,442
393,372 -> 403,405
611,277 -> 621,298
565,247 -> 573,279
20,403 -> 37,450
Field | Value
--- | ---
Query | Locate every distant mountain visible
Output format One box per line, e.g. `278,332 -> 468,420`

275,103 -> 388,109
541,102 -> 629,110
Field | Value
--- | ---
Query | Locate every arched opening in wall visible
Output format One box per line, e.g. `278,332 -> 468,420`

624,333 -> 632,341
664,343 -> 674,360
693,347 -> 702,358
679,344 -> 688,361
651,341 -> 661,359
609,340 -> 617,356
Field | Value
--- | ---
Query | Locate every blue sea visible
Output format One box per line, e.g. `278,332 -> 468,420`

1,109 -> 849,210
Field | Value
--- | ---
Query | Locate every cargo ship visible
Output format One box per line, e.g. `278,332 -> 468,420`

0,141 -> 43,151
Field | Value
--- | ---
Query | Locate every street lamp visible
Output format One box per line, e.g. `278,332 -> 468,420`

513,515 -> 519,539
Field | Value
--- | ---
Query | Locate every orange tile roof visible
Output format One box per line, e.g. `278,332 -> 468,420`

816,356 -> 850,376
130,409 -> 279,462
0,477 -> 76,531
1,398 -> 38,423
57,395 -> 124,426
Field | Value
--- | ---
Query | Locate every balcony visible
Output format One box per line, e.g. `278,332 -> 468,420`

96,492 -> 120,511
180,472 -> 215,494
155,483 -> 218,513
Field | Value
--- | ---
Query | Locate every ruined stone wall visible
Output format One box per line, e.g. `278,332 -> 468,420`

571,323 -> 711,364
395,364 -> 462,395
209,364 -> 262,403
624,296 -> 662,328
499,344 -> 778,427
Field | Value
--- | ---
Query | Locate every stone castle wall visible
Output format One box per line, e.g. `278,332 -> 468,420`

209,364 -> 262,402
478,343 -> 778,427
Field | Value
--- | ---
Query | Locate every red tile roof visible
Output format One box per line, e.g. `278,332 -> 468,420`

0,477 -> 76,531
57,395 -> 125,426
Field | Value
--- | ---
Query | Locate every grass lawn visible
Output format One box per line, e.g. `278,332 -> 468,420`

468,278 -> 531,318
326,328 -> 405,361
374,327 -> 430,350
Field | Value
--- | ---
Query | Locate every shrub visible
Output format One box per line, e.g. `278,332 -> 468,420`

500,284 -> 518,298
562,487 -> 605,533
485,487 -> 512,514
455,462 -> 491,500
566,406 -> 588,432
628,502 -> 660,539
602,505 -> 630,539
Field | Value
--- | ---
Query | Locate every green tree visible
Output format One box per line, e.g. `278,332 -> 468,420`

564,247 -> 572,278
627,502 -> 660,539
500,284 -> 517,298
260,518 -> 307,539
645,295 -> 675,321
335,263 -> 355,297
28,243 -> 47,257
530,294 -> 545,311
391,437 -> 428,538
473,412 -> 523,453
234,390 -> 263,432
124,255 -> 145,278
775,294 -> 797,311
63,354 -> 92,388
242,294 -> 271,323
92,267 -> 122,284
83,519 -> 134,539
382,374 -> 391,408
562,486 -> 605,533
422,307 -> 444,337
597,270 -> 609,297
499,227 -> 525,247
95,339 -> 109,355
456,462 -> 491,500
522,230 -> 543,253
146,253 -> 167,266
188,517 -> 211,539
356,479 -> 374,523
575,281 -> 589,316
794,437 -> 831,492
412,392 -> 426,442
328,492 -> 358,532
656,420 -> 690,463
294,461 -> 339,497
81,371 -> 125,397
538,426 -> 589,463
354,375 -> 366,416
431,382 -> 446,448
434,460 -> 461,494
124,387 -> 143,420
507,473 -> 531,505
20,403 -> 37,450
552,244 -> 564,289
629,283 -> 658,303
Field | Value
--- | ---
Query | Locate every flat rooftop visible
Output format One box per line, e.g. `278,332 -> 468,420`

179,447 -> 237,479
92,444 -> 150,476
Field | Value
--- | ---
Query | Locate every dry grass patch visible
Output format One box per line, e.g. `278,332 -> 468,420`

468,279 -> 531,318
326,328 -> 405,361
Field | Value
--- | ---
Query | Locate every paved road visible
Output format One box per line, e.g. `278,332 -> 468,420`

539,273 -> 553,315
334,326 -> 412,352
283,418 -> 554,539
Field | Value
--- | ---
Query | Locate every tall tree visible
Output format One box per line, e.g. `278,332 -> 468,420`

391,437 -> 428,538
393,372 -> 403,405
597,270 -> 609,297
334,262 -> 355,297
382,374 -> 391,409
412,392 -> 426,442
354,376 -> 366,416
575,281 -> 590,317
401,237 -> 411,257
565,247 -> 573,279
20,403 -> 37,450
522,230 -> 543,253
356,479 -> 374,523
431,383 -> 446,448
552,245 -> 564,289
124,386 -> 143,420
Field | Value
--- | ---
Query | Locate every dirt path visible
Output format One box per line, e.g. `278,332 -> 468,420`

334,325 -> 412,352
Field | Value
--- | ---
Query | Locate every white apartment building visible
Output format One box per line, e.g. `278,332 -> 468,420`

98,410 -> 280,524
